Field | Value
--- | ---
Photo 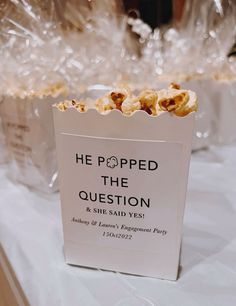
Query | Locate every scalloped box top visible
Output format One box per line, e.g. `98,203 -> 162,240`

53,106 -> 195,145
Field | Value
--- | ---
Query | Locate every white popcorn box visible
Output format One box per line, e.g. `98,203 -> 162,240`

0,100 -> 8,164
181,78 -> 216,150
157,75 -> 216,150
53,107 -> 195,280
0,95 -> 61,193
210,79 -> 236,145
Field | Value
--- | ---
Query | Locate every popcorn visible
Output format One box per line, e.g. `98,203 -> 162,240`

108,87 -> 132,111
71,100 -> 87,112
57,84 -> 197,117
174,91 -> 198,117
57,101 -> 70,112
5,83 -> 69,100
169,83 -> 181,90
109,92 -> 125,111
158,89 -> 189,112
57,100 -> 87,112
121,97 -> 141,115
41,83 -> 69,98
138,89 -> 158,115
95,86 -> 131,113
95,96 -> 116,113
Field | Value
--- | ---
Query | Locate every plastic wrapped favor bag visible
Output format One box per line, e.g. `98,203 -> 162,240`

0,93 -> 63,193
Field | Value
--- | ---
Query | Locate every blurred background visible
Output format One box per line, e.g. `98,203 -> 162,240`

0,0 -> 235,192
1,3 -> 236,306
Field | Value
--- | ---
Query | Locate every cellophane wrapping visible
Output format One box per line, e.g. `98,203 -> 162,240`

0,0 -> 134,192
128,0 -> 236,148
0,97 -> 8,164
0,94 -> 63,192
0,0 -> 236,191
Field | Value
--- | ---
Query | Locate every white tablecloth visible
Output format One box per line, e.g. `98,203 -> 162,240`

0,145 -> 236,306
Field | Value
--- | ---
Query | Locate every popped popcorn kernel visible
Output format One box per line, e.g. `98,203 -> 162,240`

108,87 -> 131,111
138,89 -> 158,116
174,103 -> 198,117
95,96 -> 116,113
110,92 -> 126,110
73,100 -> 87,112
56,84 -> 197,117
158,91 -> 189,112
121,98 -> 141,115
169,83 -> 181,90
173,91 -> 198,116
57,101 -> 69,111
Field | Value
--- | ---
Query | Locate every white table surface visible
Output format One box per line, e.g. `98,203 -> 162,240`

0,145 -> 236,306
